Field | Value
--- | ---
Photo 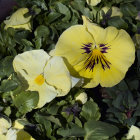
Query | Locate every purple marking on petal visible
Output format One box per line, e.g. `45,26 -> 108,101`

99,43 -> 110,53
81,43 -> 92,54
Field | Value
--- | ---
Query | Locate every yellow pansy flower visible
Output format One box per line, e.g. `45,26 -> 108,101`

13,50 -> 79,108
4,8 -> 31,31
100,6 -> 123,19
127,125 -> 140,140
50,16 -> 135,88
86,0 -> 101,6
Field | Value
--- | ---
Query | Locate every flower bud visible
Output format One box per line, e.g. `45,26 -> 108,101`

76,92 -> 87,104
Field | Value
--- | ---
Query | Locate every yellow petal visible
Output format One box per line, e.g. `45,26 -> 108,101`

44,56 -> 71,97
0,117 -> 11,134
103,29 -> 135,76
4,8 -> 31,26
0,134 -> 6,140
86,0 -> 101,6
13,120 -> 24,130
50,25 -> 94,66
16,130 -> 35,140
33,83 -> 57,108
13,50 -> 50,81
5,22 -> 31,31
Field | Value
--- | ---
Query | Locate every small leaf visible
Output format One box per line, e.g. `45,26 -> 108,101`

80,99 -> 101,121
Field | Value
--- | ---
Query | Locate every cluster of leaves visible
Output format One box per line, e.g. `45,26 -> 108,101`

0,0 -> 139,139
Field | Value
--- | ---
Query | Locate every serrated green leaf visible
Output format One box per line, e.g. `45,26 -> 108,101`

84,120 -> 119,140
108,17 -> 128,29
0,79 -> 18,93
56,2 -> 71,21
34,25 -> 50,38
0,56 -> 14,78
80,99 -> 101,121
13,91 -> 39,114
120,3 -> 138,17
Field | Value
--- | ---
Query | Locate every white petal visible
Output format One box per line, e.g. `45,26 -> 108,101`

71,76 -> 82,88
6,128 -> 17,140
127,125 -> 140,140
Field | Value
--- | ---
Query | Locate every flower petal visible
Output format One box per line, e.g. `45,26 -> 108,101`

44,56 -> 72,97
50,25 -> 94,66
6,128 -> 17,140
16,130 -> 35,140
28,83 -> 57,108
0,134 -> 6,140
5,22 -> 31,31
103,29 -> 135,78
86,0 -> 101,6
13,50 -> 50,80
4,8 -> 31,26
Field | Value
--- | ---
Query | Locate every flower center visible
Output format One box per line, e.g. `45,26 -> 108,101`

81,43 -> 111,71
34,74 -> 45,85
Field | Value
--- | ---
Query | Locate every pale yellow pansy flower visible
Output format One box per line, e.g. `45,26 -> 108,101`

4,8 -> 31,31
13,50 -> 79,108
0,117 -> 35,140
75,92 -> 87,104
100,6 -> 123,19
50,16 -> 135,88
0,128 -> 17,140
127,125 -> 140,140
0,117 -> 11,135
86,0 -> 101,6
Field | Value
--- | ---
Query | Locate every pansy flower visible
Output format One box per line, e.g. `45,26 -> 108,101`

127,125 -> 140,140
13,50 -> 79,108
4,8 -> 31,31
0,116 -> 35,140
50,16 -> 135,88
100,6 -> 123,19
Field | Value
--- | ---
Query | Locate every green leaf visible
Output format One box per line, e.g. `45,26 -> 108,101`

35,113 -> 56,139
120,3 -> 138,17
80,99 -> 101,121
30,0 -> 47,10
56,2 -> 71,21
108,17 -> 128,29
84,120 -> 119,140
0,79 -> 18,93
47,12 -> 62,23
34,25 -> 50,38
0,56 -> 14,79
57,123 -> 85,137
13,91 -> 39,114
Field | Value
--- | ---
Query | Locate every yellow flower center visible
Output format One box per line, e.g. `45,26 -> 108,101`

82,43 -> 111,71
34,74 -> 45,85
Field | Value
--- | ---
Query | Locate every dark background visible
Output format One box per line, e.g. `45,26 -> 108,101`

0,0 -> 17,22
